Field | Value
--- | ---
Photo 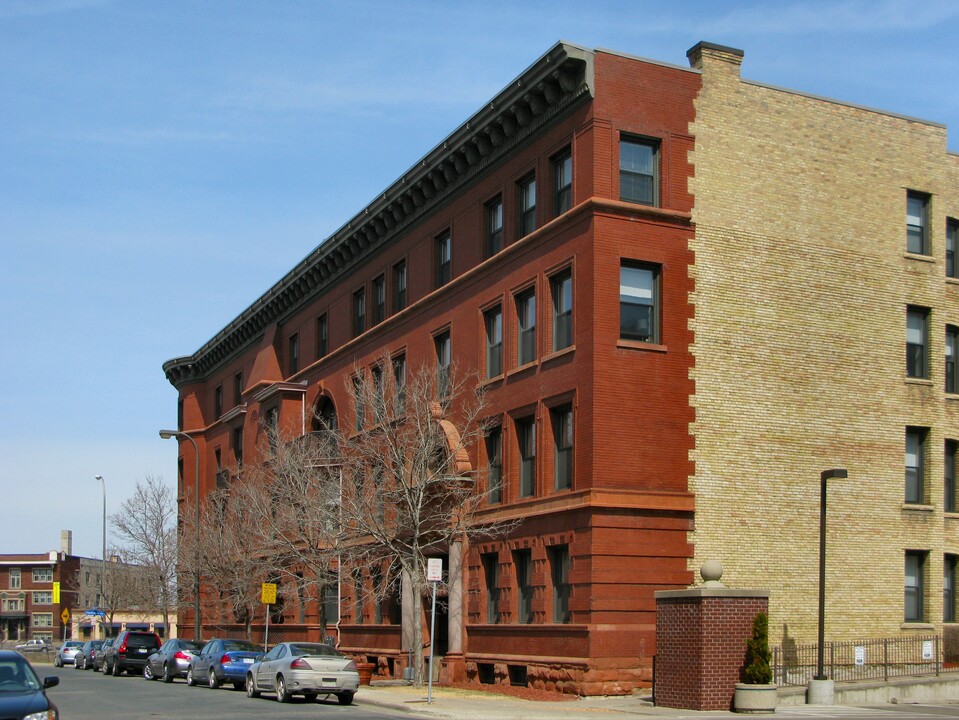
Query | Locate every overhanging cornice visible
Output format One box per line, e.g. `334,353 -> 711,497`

164,41 -> 595,389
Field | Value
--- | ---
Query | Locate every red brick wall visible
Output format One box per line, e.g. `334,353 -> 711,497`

655,592 -> 769,711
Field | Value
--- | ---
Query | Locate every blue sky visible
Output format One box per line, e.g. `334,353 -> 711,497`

2,0 -> 957,561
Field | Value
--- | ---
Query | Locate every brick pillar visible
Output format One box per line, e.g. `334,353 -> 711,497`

655,585 -> 769,711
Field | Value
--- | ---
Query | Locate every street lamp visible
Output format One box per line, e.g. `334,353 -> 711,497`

159,429 -> 202,642
94,475 -> 106,639
815,468 -> 848,683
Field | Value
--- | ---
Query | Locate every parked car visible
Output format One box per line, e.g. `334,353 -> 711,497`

102,630 -> 161,676
92,639 -> 113,672
245,642 -> 358,705
143,638 -> 202,683
187,638 -> 263,690
13,639 -> 49,654
53,640 -> 84,667
0,649 -> 59,719
75,640 -> 105,670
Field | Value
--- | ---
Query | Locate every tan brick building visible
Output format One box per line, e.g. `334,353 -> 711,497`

687,42 -> 959,645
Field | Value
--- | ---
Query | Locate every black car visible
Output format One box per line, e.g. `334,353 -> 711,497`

0,649 -> 59,719
102,630 -> 161,676
75,639 -> 105,670
92,639 -> 113,672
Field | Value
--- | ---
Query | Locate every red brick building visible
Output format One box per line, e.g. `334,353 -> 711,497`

164,42 -> 701,694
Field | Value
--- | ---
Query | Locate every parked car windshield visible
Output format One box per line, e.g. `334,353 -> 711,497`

126,634 -> 159,648
222,640 -> 259,652
176,640 -> 201,652
289,643 -> 344,658
0,659 -> 41,692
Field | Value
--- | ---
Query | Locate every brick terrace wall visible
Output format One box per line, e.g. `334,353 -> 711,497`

655,588 -> 768,711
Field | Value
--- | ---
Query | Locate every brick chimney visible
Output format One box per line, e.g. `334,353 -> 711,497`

686,41 -> 744,76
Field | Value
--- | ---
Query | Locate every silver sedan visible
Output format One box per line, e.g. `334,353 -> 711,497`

245,642 -> 359,705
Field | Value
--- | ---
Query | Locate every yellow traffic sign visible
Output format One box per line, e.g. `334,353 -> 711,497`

52,582 -> 60,604
261,582 -> 277,605
61,608 -> 70,624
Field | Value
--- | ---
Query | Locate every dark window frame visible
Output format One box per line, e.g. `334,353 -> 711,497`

393,353 -> 406,415
517,174 -> 536,237
552,148 -> 572,216
551,404 -> 573,490
486,196 -> 503,257
905,550 -> 927,623
485,306 -> 503,379
620,136 -> 659,207
435,230 -> 452,288
946,554 -> 958,623
947,440 -> 957,514
233,372 -> 243,406
906,426 -> 927,504
548,545 -> 571,624
516,288 -> 536,366
517,415 -> 536,498
353,288 -> 366,338
482,553 -> 499,624
620,261 -> 660,343
486,425 -> 503,504
551,269 -> 572,352
907,305 -> 929,379
907,191 -> 930,255
514,549 -> 532,624
435,331 -> 451,399
393,260 -> 407,312
947,325 -> 958,393
947,218 -> 958,279
288,333 -> 299,375
316,314 -> 328,359
373,275 -> 386,325
214,385 -> 222,418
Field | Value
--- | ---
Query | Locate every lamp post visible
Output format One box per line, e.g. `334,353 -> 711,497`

94,475 -> 106,639
159,429 -> 202,642
813,468 -> 848,691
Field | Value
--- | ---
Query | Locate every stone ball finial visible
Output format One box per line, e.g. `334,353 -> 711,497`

700,559 -> 725,587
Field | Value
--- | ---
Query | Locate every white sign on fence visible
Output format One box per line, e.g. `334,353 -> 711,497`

854,646 -> 865,666
923,640 -> 934,661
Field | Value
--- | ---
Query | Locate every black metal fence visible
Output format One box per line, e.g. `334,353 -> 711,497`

773,635 -> 952,686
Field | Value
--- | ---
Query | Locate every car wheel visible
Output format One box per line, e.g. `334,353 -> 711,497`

112,661 -> 123,677
337,691 -> 355,706
162,663 -> 173,683
208,668 -> 219,689
186,667 -> 196,686
143,664 -> 154,680
275,675 -> 291,703
246,673 -> 259,698
54,656 -> 62,668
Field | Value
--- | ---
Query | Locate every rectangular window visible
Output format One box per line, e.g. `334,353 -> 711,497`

373,275 -> 386,325
32,613 -> 53,628
9,569 -> 20,589
393,261 -> 407,312
482,554 -> 499,624
233,371 -> 243,406
266,406 -> 279,453
548,545 -> 571,623
393,354 -> 406,415
552,405 -> 573,490
316,314 -> 328,359
907,306 -> 929,378
947,440 -> 957,514
620,137 -> 658,206
516,289 -> 536,366
907,191 -> 930,255
551,270 -> 572,351
32,591 -> 52,605
233,426 -> 243,467
215,448 -> 227,489
486,426 -> 503,504
435,332 -> 450,399
353,288 -> 366,337
214,385 -> 222,418
1,598 -> 23,612
905,550 -> 927,622
353,570 -> 363,625
947,326 -> 958,393
620,262 -> 659,343
517,416 -> 536,497
946,554 -> 958,623
514,549 -> 532,624
948,219 -> 958,279
32,568 -> 53,583
906,427 -> 927,504
353,375 -> 365,431
553,148 -> 572,216
518,174 -> 536,237
486,197 -> 503,257
288,333 -> 299,375
372,365 -> 384,422
485,306 -> 503,378
371,567 -> 383,624
436,230 -> 451,288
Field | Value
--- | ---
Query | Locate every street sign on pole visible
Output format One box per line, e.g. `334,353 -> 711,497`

426,558 -> 442,704
61,609 -> 70,625
261,583 -> 277,604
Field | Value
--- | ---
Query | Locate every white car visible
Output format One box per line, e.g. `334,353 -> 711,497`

54,640 -> 85,666
245,642 -> 359,705
14,639 -> 49,653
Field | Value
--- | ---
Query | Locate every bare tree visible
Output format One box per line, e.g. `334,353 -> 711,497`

333,354 -> 517,685
241,426 -> 343,640
109,474 -> 178,632
95,551 -> 148,636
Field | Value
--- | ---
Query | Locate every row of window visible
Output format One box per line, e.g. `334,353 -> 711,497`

5,568 -> 52,589
908,552 -> 959,624
905,191 -> 958,277
481,545 -> 571,624
905,429 -> 959,509
906,309 -> 959,392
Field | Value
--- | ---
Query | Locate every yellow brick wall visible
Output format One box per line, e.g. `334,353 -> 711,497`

687,45 -> 959,645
